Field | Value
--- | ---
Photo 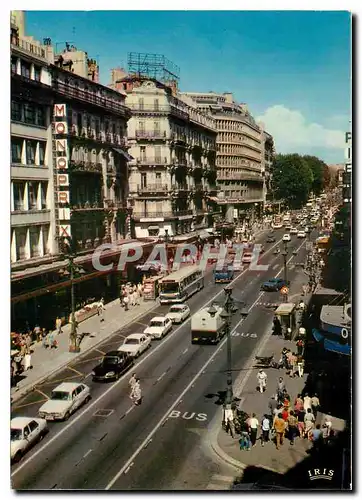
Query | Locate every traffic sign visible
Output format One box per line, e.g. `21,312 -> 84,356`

280,286 -> 289,295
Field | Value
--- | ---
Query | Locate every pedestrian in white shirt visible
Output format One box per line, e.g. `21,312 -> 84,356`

129,373 -> 137,394
248,413 -> 259,447
261,415 -> 270,446
303,393 -> 312,411
257,370 -> 267,393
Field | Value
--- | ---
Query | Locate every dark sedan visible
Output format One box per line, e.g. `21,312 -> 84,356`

260,278 -> 289,292
266,234 -> 276,243
92,351 -> 133,382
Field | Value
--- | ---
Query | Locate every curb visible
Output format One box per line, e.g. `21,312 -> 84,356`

11,301 -> 158,404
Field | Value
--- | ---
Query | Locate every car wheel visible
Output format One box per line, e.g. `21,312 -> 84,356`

14,451 -> 23,463
64,411 -> 71,421
85,395 -> 91,403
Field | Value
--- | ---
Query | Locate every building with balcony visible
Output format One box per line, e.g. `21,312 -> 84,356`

11,12 -> 56,269
261,130 -> 276,201
181,91 -> 273,222
112,70 -> 219,238
51,67 -> 132,253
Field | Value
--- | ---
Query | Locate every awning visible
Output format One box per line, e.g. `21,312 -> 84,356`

275,303 -> 295,315
113,148 -> 134,161
148,225 -> 160,230
324,338 -> 351,356
207,196 -> 220,202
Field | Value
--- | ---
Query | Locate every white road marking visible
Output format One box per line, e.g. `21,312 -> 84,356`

125,406 -> 134,415
124,463 -> 134,474
83,449 -> 93,459
272,264 -> 278,270
11,237 -> 283,478
182,348 -> 188,355
156,371 -> 166,382
105,291 -> 265,490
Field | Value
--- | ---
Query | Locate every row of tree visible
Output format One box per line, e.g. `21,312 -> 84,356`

271,154 -> 331,209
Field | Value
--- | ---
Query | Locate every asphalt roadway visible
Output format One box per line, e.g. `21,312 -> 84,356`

11,228 -> 312,490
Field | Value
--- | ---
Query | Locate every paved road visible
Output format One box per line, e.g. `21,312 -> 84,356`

11,229 -> 312,490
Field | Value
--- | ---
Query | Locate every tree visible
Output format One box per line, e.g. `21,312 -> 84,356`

303,155 -> 328,195
323,164 -> 331,190
271,154 -> 313,209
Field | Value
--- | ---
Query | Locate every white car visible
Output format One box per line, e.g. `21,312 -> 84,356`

165,304 -> 190,324
272,223 -> 283,230
144,316 -> 173,339
290,227 -> 298,235
118,333 -> 151,357
11,417 -> 48,463
297,231 -> 306,238
38,382 -> 91,421
282,234 -> 291,242
242,252 -> 253,264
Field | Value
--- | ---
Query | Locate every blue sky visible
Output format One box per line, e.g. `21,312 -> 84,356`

26,10 -> 351,163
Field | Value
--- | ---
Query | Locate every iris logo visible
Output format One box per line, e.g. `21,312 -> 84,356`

308,468 -> 334,481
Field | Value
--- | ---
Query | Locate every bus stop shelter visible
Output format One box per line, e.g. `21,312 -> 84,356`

275,302 -> 297,340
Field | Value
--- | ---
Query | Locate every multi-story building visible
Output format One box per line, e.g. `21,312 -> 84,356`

11,12 -> 56,267
114,72 -> 219,238
261,130 -> 275,202
181,91 -> 270,222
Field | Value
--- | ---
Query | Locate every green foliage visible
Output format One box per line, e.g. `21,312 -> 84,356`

303,155 -> 329,195
271,153 -> 313,209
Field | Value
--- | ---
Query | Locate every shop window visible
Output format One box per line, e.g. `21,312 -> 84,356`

13,181 -> 26,211
11,138 -> 23,163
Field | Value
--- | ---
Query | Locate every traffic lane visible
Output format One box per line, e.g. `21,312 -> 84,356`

12,246 -> 306,488
11,232 -> 284,418
10,236 -> 288,482
102,306 -> 275,489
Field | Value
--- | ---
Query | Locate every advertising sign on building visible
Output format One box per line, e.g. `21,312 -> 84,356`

53,104 -> 71,237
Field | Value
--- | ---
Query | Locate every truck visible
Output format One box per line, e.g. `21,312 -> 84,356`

213,264 -> 234,284
191,305 -> 226,344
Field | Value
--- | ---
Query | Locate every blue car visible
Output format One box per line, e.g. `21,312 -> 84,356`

214,266 -> 234,283
260,278 -> 289,292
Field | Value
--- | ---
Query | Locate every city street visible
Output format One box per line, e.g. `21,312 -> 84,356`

11,229 -> 313,490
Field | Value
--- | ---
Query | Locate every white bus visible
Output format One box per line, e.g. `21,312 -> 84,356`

159,266 -> 204,304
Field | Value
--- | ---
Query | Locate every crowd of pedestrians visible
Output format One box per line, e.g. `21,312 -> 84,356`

120,282 -> 144,310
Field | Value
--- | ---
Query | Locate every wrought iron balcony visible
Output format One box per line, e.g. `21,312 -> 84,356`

134,130 -> 167,140
171,158 -> 187,167
71,201 -> 104,210
132,209 -> 193,219
137,184 -> 169,194
69,125 -> 128,148
194,183 -> 205,191
104,199 -> 127,210
171,184 -> 191,192
70,160 -> 103,174
53,79 -> 131,118
137,157 -> 169,165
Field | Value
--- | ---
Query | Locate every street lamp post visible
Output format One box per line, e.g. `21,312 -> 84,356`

220,288 -> 234,407
281,242 -> 288,302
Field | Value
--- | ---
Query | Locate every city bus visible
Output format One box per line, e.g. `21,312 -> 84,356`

272,215 -> 283,229
158,266 -> 204,304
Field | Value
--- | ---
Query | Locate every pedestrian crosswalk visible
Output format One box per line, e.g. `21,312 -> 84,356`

206,474 -> 236,490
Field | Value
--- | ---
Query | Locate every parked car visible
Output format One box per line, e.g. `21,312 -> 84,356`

38,382 -> 91,421
297,231 -> 306,238
92,351 -> 133,382
282,234 -> 291,242
118,333 -> 151,357
304,226 -> 311,233
290,227 -> 298,235
266,234 -> 276,243
242,252 -> 253,264
144,316 -> 173,339
11,417 -> 48,463
165,304 -> 191,324
260,278 -> 289,292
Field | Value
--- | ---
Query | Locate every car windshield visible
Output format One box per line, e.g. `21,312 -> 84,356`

170,306 -> 182,313
11,428 -> 22,441
124,338 -> 139,345
150,321 -> 164,327
51,391 -> 70,401
160,282 -> 179,293
102,356 -> 118,365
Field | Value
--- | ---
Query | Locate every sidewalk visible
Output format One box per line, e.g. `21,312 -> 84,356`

11,298 -> 158,403
209,265 -> 344,478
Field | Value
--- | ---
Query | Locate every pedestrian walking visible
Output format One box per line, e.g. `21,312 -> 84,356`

304,408 -> 315,437
268,395 -> 278,417
303,393 -> 312,412
239,431 -> 251,451
123,294 -> 130,311
277,377 -> 286,402
322,417 -> 332,444
129,373 -> 137,393
296,338 -> 305,357
132,379 -> 142,405
310,424 -> 323,450
311,393 -> 320,417
294,394 -> 304,413
55,316 -> 63,334
98,298 -> 105,322
257,369 -> 267,393
287,410 -> 299,445
273,413 -> 286,450
261,415 -> 270,446
42,329 -> 48,348
23,347 -> 32,371
247,413 -> 259,447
